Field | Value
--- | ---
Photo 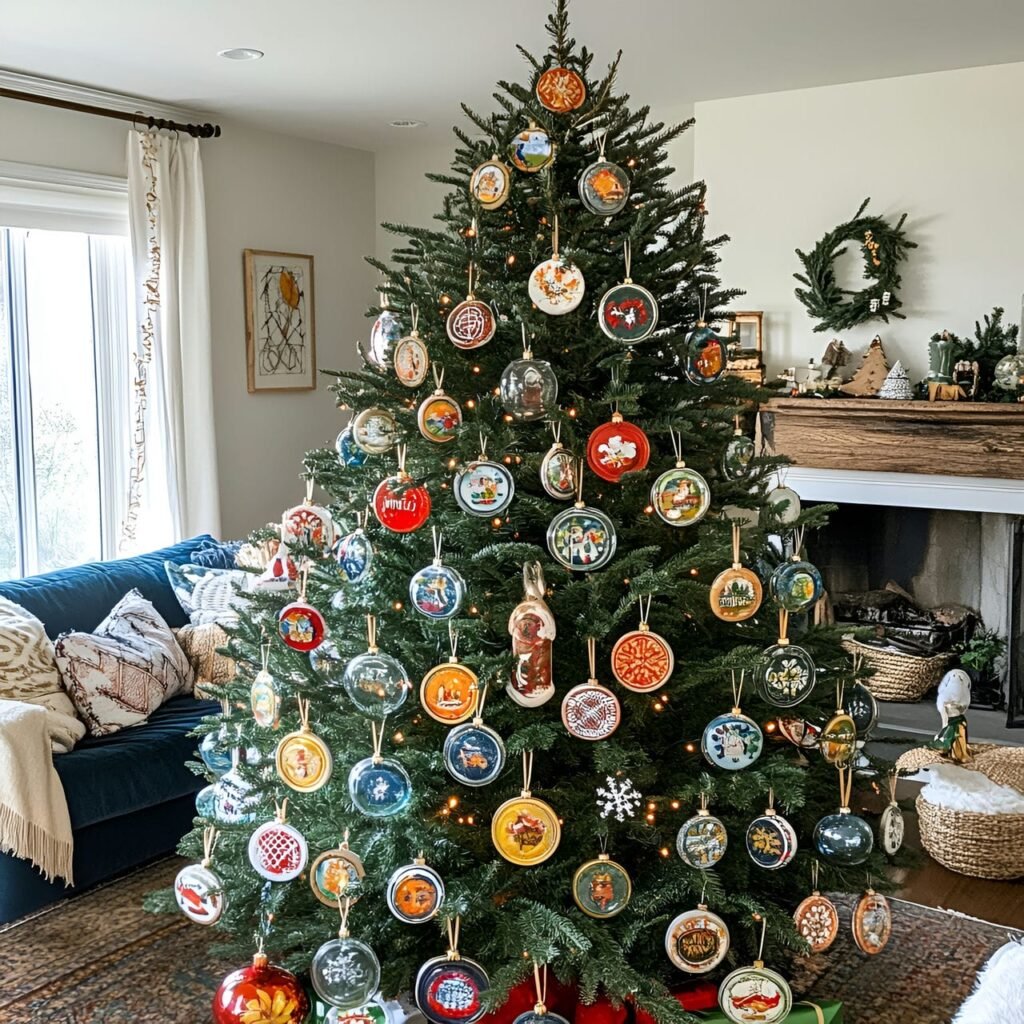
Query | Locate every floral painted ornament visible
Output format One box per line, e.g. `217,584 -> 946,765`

676,795 -> 728,870
536,65 -> 586,112
709,521 -> 763,623
310,832 -> 366,908
547,462 -> 617,572
650,428 -> 711,527
311,899 -> 382,1010
415,917 -> 490,1024
587,412 -> 650,482
491,751 -> 561,866
275,697 -> 333,794
443,683 -> 506,787
175,826 -> 224,925
469,156 -> 511,210
529,217 -> 585,316
562,637 -> 621,741
745,792 -> 798,871
212,949 -> 310,1024
665,902 -> 731,974
793,876 -> 840,954
387,856 -> 446,924
508,123 -> 556,173
573,852 -> 631,918
598,241 -> 658,343
393,302 -> 430,388
248,801 -> 309,882
447,263 -> 497,350
611,594 -> 674,692
755,610 -> 816,708
703,670 -> 763,771
508,561 -> 556,708
422,624 -> 478,726
418,365 -> 462,444
409,528 -> 466,621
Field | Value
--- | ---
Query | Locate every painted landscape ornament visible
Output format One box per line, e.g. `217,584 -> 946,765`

665,902 -> 731,974
500,326 -> 558,420
529,219 -> 585,315
469,156 -> 511,210
508,123 -> 556,172
756,611 -> 816,707
491,752 -> 561,865
536,65 -> 586,112
717,917 -> 793,1024
651,427 -> 711,527
573,852 -> 632,918
676,795 -> 728,869
418,365 -> 462,444
421,628 -> 478,725
415,919 -> 490,1024
507,562 -> 557,708
275,697 -> 333,793
562,637 -> 621,741
611,594 -> 674,692
393,302 -> 430,388
547,463 -> 617,571
447,263 -> 497,350
853,888 -> 892,955
709,522 -> 763,622
703,671 -> 763,771
455,435 -> 515,516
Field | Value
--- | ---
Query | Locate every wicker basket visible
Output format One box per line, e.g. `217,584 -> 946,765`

843,638 -> 955,702
916,792 -> 1024,880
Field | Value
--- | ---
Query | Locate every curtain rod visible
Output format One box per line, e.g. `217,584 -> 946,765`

0,86 -> 222,138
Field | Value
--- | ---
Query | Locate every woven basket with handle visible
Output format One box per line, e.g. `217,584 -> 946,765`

842,638 -> 955,702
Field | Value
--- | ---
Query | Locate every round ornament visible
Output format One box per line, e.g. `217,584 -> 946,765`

196,784 -> 217,818
312,936 -> 381,1009
373,473 -> 431,533
793,892 -> 840,954
418,393 -> 462,444
447,298 -> 496,350
352,407 -> 399,455
746,810 -> 798,871
769,559 -> 824,613
455,460 -> 515,517
586,414 -> 650,482
394,334 -> 430,389
845,681 -> 879,738
665,906 -> 731,974
756,642 -> 816,707
247,818 -> 308,882
213,767 -> 259,824
529,257 -> 585,316
536,66 -> 586,113
336,425 -> 369,468
508,126 -> 555,173
444,721 -> 506,787
880,802 -> 905,856
717,964 -> 792,1023
387,858 -> 445,924
369,309 -> 402,371
702,712 -> 763,771
500,357 -> 558,421
276,724 -> 333,794
469,158 -> 511,210
852,890 -> 892,955
200,728 -> 232,778
820,711 -> 857,766
336,528 -> 373,584
310,843 -> 366,908
650,467 -> 711,526
540,442 -> 577,500
572,853 -> 631,918
578,160 -> 630,216
311,641 -> 346,686
348,755 -> 412,817
814,809 -> 874,866
212,952 -> 309,1024
513,1012 -> 570,1024
598,282 -> 658,343
995,351 -> 1024,390
278,601 -> 327,653
766,485 -> 801,525
684,325 -> 726,385
709,567 -> 763,623
547,505 -> 616,571
676,809 -> 728,869
722,435 -> 755,480
415,955 -> 490,1024
174,862 -> 224,925
776,716 -> 822,749
561,682 -> 621,741
281,500 -> 335,551
610,626 -> 674,692
343,650 -> 410,716
491,794 -> 561,866
421,662 -> 478,725
409,562 -> 466,620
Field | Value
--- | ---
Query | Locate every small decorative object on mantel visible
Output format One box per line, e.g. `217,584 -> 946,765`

821,338 -> 850,388
724,311 -> 766,385
933,307 -> 1022,401
928,330 -> 956,384
953,359 -> 980,398
927,380 -> 966,402
839,335 -> 889,396
877,360 -> 913,400
794,198 -> 916,332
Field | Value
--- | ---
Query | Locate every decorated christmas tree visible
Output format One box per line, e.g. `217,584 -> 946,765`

877,360 -> 912,400
156,5 -> 892,1022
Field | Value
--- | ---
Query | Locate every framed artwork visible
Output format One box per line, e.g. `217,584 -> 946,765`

244,249 -> 316,392
723,310 -> 765,385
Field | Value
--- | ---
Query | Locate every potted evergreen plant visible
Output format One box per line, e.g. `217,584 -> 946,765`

957,628 -> 1007,709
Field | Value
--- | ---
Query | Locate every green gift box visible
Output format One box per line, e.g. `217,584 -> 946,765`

697,999 -> 843,1024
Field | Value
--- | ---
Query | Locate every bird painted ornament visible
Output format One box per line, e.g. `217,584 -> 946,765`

598,242 -> 658,343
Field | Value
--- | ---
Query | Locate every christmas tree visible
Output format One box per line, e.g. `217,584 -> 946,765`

877,360 -> 912,400
839,336 -> 889,396
158,5 -> 888,1021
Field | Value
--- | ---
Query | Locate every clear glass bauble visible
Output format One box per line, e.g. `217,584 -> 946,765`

310,640 -> 347,687
311,935 -> 382,1009
813,810 -> 875,866
195,783 -> 218,818
769,559 -> 824,612
499,357 -> 558,421
342,650 -> 410,715
408,563 -> 466,620
348,755 -> 412,817
994,352 -> 1024,390
199,727 -> 232,778
454,460 -> 515,518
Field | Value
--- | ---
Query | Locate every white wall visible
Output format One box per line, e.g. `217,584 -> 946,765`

0,98 -> 375,539
694,62 -> 1024,381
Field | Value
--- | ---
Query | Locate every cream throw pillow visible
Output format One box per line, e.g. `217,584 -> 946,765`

0,597 -> 86,752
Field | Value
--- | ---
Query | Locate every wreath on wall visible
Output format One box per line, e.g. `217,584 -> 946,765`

794,198 -> 917,333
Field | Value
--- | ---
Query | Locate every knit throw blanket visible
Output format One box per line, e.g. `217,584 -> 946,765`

0,699 -> 73,885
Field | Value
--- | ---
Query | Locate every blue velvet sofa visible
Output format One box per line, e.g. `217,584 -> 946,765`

0,536 -> 221,924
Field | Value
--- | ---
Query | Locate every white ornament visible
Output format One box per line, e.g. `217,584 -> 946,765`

869,298 -> 880,313
596,775 -> 642,822
882,291 -> 892,306
936,668 -> 972,726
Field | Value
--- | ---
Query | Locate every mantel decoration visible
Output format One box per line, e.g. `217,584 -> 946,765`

794,198 -> 916,333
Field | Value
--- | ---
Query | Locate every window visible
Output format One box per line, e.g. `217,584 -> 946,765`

0,163 -> 132,580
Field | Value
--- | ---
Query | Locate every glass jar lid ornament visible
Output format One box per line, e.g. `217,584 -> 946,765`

248,799 -> 309,882
611,594 -> 674,692
278,564 -> 327,653
212,944 -> 310,1024
676,793 -> 728,870
710,520 -> 764,623
814,766 -> 874,866
199,708 -> 233,778
717,915 -> 793,1024
409,528 -> 466,620
702,669 -> 763,771
500,325 -> 559,421
310,831 -> 366,908
311,639 -> 346,687
562,637 -> 621,741
251,640 -> 281,728
213,754 -> 259,824
343,614 -> 411,715
415,916 -> 490,1024
820,682 -> 857,766
745,790 -> 798,871
312,898 -> 382,1009
768,529 -> 824,612
578,132 -> 630,216
722,417 -> 755,481
418,365 -> 462,444
513,963 -> 571,1024
793,861 -> 840,954
444,683 -> 506,787
508,561 -> 557,708
275,696 -> 333,794
684,326 -> 727,385
755,610 -> 816,707
598,241 -> 659,343
539,422 -> 577,501
349,720 -> 412,817
573,849 -> 631,919
766,479 -> 801,525
175,826 -> 225,925
335,514 -> 374,584
529,216 -> 585,316
447,263 -> 496,350
336,423 -> 369,468
650,428 -> 711,527
352,406 -> 399,455
422,624 -> 478,726
281,480 -> 336,551
546,461 -> 617,572
879,773 -> 904,855
491,751 -> 561,865
586,410 -> 650,482
845,679 -> 878,739
508,123 -> 556,173
469,155 -> 512,210
536,65 -> 586,112
393,302 -> 430,388
665,891 -> 731,974
368,295 -> 402,371
387,854 -> 446,924
776,715 -> 822,750
455,433 -> 515,517
373,444 -> 431,533
852,884 -> 892,955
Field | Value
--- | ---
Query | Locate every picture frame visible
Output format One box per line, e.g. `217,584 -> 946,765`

244,249 -> 316,392
723,310 -> 765,385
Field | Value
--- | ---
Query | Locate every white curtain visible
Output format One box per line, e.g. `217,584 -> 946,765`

124,130 -> 221,550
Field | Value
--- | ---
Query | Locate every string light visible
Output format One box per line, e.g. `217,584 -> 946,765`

653,701 -> 664,712
393,731 -> 405,744
492,518 -> 503,528
440,294 -> 452,305
645,812 -> 656,823
441,807 -> 450,817
448,458 -> 458,469
392,600 -> 404,611
647,802 -> 657,811
447,796 -> 459,809
466,399 -> 476,409
503,414 -> 514,423
689,568 -> 699,577
670,800 -> 680,810
472,365 -> 481,374
659,847 -> 671,858
684,742 -> 696,753
627,157 -> 637,168
466,815 -> 475,825
506,254 -> 516,266
567,407 -> 578,418
469,605 -> 479,615
643,505 -> 654,515
765,721 -> 778,733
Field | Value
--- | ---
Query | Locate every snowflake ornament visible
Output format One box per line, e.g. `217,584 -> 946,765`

596,776 -> 642,822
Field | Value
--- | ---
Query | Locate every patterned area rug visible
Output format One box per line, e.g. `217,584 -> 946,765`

0,859 -> 1013,1023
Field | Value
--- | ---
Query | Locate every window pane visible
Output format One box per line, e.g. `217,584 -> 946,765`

0,237 -> 18,580
23,230 -> 102,573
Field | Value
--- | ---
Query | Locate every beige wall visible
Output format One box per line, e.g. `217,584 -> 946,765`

0,97 -> 375,539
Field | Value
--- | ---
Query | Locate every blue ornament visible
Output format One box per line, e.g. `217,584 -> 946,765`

195,784 -> 218,818
348,756 -> 412,817
702,712 -> 763,770
336,426 -> 369,468
199,728 -> 232,778
443,723 -> 506,787
409,563 -> 465,620
814,810 -> 874,866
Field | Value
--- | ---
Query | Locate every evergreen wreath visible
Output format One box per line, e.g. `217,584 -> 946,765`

794,198 -> 916,332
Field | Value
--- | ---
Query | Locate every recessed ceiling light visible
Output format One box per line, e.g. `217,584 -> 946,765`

218,47 -> 265,61
389,119 -> 426,129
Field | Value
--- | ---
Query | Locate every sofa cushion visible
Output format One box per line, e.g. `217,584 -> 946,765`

0,535 -> 216,639
55,695 -> 219,829
165,561 -> 253,626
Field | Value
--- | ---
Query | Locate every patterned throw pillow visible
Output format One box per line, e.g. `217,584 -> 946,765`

165,561 -> 253,626
54,590 -> 194,737
176,623 -> 236,697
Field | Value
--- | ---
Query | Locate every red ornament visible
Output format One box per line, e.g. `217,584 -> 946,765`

212,952 -> 309,1024
586,414 -> 650,482
373,473 -> 431,533
611,627 -> 674,692
278,601 -> 326,652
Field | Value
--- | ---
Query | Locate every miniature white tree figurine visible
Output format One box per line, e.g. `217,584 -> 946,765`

840,335 -> 890,396
878,359 -> 914,400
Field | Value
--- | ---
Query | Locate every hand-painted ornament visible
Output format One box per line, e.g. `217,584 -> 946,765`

676,801 -> 728,869
598,241 -> 657,343
352,407 -> 399,455
722,419 -> 755,481
769,557 -> 824,613
336,425 -> 369,468
578,159 -> 630,217
507,561 -> 556,708
373,471 -> 431,534
387,857 -> 445,924
368,306 -> 402,371
281,497 -> 335,552
336,526 -> 373,584
213,762 -> 259,824
547,500 -> 616,572
703,677 -> 763,772
508,124 -> 555,173
746,801 -> 798,871
766,485 -> 801,525
500,328 -> 558,420
611,596 -> 673,692
492,753 -> 560,865
409,531 -> 465,620
562,637 -> 620,741
684,323 -> 727,385
455,458 -> 515,517
415,953 -> 490,1024
717,963 -> 792,1024
255,541 -> 297,591
349,755 -> 412,818
879,778 -> 905,856
793,891 -> 840,954
651,429 -> 710,526
469,157 -> 511,210
393,303 -> 429,388
536,66 -> 586,113
665,905 -> 730,974
212,951 -> 309,1024
444,720 -> 506,787
421,661 -> 478,726
200,724 -> 233,778
418,369 -> 462,444
587,413 -> 650,482
342,615 -> 410,715
447,264 -> 496,350
278,599 -> 327,653
539,430 -> 577,501
572,853 -> 631,918
852,889 -> 892,955
756,637 -> 816,707
820,708 -> 857,766
311,932 -> 381,1010
248,809 -> 308,882
310,837 -> 366,908
529,255 -> 585,316
710,522 -> 763,622
175,860 -> 224,925
275,700 -> 332,793
776,716 -> 822,749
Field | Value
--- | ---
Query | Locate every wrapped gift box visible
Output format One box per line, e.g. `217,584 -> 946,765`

696,999 -> 843,1023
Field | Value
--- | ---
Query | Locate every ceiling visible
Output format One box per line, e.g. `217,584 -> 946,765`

4,0 -> 1024,151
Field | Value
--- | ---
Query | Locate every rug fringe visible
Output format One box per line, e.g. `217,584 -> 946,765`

0,801 -> 73,886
